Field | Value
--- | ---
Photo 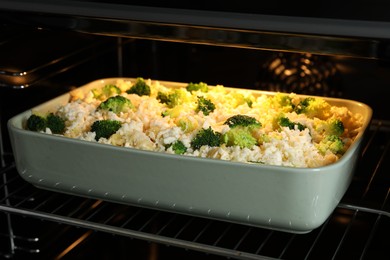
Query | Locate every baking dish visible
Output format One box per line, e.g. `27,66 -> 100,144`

7,78 -> 372,233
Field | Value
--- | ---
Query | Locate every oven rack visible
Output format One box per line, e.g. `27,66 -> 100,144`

1,119 -> 390,259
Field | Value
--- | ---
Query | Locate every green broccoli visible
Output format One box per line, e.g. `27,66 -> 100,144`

196,96 -> 215,116
186,82 -> 208,93
245,98 -> 253,108
172,140 -> 187,154
165,140 -> 187,155
157,91 -> 181,108
276,94 -> 293,107
98,95 -> 133,114
126,77 -> 151,96
46,113 -> 66,134
317,135 -> 344,155
26,113 -> 65,134
315,118 -> 345,140
91,119 -> 122,141
222,115 -> 261,149
278,116 -> 306,131
223,115 -> 261,129
273,93 -> 294,112
222,127 -> 257,148
325,119 -> 344,136
161,111 -> 170,117
293,97 -> 331,119
293,97 -> 315,114
190,127 -> 223,150
92,84 -> 121,100
177,118 -> 197,133
26,114 -> 47,132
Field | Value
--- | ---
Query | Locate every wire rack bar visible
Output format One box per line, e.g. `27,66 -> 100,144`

338,204 -> 390,218
0,204 -> 276,260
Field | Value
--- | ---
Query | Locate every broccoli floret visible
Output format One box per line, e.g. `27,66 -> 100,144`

316,118 -> 345,138
196,96 -> 215,116
177,118 -> 197,133
157,91 -> 181,108
126,77 -> 151,96
26,113 -> 65,134
278,117 -> 306,131
273,93 -> 294,112
224,115 -> 261,129
326,119 -> 344,136
91,119 -> 122,141
166,140 -> 187,155
98,95 -> 133,114
294,97 -> 314,114
161,111 -> 170,117
222,115 -> 261,149
245,98 -> 253,108
186,82 -> 208,93
293,97 -> 331,118
190,127 -> 222,150
26,114 -> 47,132
172,140 -> 187,154
46,113 -> 66,134
317,135 -> 344,155
92,84 -> 121,100
222,127 -> 258,148
276,94 -> 293,107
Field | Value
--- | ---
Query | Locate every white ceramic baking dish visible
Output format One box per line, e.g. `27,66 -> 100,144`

7,78 -> 373,233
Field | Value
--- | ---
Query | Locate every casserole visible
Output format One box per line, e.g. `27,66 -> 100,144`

7,78 -> 372,233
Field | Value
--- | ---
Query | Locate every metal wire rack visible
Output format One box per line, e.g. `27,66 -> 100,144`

1,119 -> 389,259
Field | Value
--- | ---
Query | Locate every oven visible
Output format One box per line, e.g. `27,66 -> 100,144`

0,1 -> 389,259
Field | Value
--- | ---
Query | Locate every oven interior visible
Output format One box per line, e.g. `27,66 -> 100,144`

1,4 -> 390,260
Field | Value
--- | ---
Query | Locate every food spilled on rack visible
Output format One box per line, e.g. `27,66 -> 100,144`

25,77 -> 364,168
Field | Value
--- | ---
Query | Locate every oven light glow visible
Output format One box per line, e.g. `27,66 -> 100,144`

258,52 -> 340,96
283,69 -> 293,76
274,65 -> 285,75
91,200 -> 102,209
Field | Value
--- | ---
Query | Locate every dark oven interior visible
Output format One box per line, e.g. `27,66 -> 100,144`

1,2 -> 390,259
